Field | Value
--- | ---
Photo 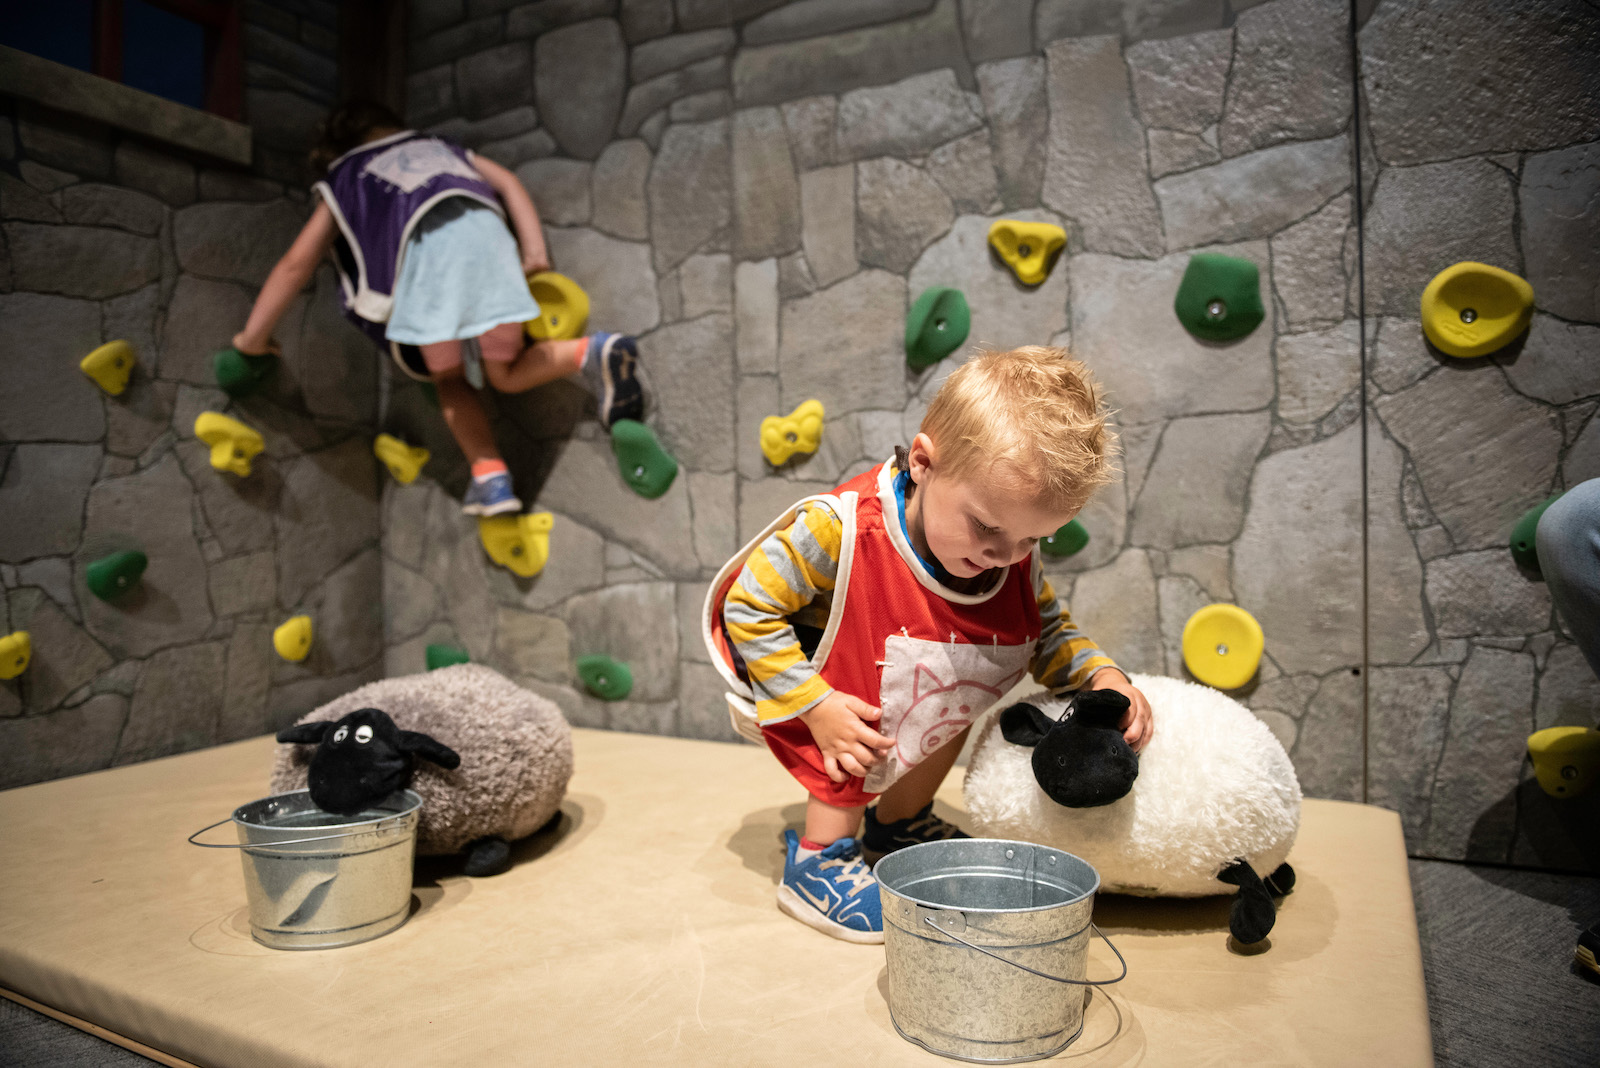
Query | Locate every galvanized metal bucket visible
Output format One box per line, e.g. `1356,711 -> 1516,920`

189,789 -> 422,951
875,839 -> 1126,1063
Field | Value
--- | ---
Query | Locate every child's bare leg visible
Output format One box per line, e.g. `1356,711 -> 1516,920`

424,352 -> 502,464
479,322 -> 584,394
873,725 -> 971,823
805,795 -> 866,846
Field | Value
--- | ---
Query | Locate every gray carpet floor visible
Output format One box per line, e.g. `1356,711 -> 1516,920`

1,858 -> 1597,1066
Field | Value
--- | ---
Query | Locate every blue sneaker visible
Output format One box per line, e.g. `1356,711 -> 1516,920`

461,471 -> 522,517
585,332 -> 644,429
776,830 -> 883,944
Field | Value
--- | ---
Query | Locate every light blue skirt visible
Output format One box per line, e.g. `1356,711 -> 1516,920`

385,197 -> 540,346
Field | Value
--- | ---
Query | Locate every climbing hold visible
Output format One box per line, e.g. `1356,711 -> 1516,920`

212,347 -> 276,398
987,220 -> 1066,285
80,340 -> 136,395
905,287 -> 971,370
611,419 -> 678,499
760,399 -> 826,466
0,631 -> 31,680
373,433 -> 430,484
478,512 -> 554,578
425,644 -> 471,671
1174,253 -> 1265,342
524,271 -> 591,341
1421,261 -> 1535,358
274,615 -> 313,661
1039,519 -> 1089,558
576,654 -> 633,701
1511,492 -> 1563,573
1181,604 -> 1264,691
86,550 -> 148,602
1528,726 -> 1600,799
193,411 -> 265,477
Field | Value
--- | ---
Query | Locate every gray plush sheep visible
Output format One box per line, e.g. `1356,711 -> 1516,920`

271,664 -> 573,876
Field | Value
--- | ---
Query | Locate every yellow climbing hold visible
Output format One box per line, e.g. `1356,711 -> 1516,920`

273,615 -> 313,662
478,511 -> 554,577
760,399 -> 825,466
0,631 -> 31,680
373,433 -> 429,484
194,411 -> 265,477
1420,261 -> 1535,357
80,340 -> 136,395
524,271 -> 591,341
1181,604 -> 1264,691
987,219 -> 1067,286
1528,726 -> 1600,800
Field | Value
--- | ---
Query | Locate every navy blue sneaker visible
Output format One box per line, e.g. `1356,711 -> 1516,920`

776,830 -> 883,943
586,332 -> 643,429
862,802 -> 969,865
461,471 -> 522,517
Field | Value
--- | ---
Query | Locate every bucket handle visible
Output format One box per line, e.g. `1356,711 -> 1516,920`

922,916 -> 1128,987
186,815 -> 411,849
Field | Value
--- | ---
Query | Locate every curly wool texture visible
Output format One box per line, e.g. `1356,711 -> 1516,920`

270,664 -> 573,856
963,673 -> 1301,896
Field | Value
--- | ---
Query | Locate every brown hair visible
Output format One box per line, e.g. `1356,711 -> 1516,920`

919,347 -> 1117,512
308,100 -> 406,174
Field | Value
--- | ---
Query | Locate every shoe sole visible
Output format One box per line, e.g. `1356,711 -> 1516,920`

1579,945 -> 1599,976
775,885 -> 883,944
461,497 -> 522,517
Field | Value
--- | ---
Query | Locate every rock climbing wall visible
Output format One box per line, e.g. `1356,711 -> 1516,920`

0,1 -> 386,790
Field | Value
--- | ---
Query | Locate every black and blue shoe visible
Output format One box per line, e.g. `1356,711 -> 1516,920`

862,802 -> 969,865
776,830 -> 883,944
587,332 -> 643,429
461,470 -> 521,517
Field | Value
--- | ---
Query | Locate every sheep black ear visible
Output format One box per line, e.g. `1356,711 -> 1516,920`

276,721 -> 331,745
1000,703 -> 1056,748
399,730 -> 460,770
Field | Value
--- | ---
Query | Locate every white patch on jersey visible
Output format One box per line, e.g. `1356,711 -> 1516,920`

362,139 -> 481,193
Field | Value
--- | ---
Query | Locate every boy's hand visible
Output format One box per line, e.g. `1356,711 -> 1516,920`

800,691 -> 893,783
1088,667 -> 1154,753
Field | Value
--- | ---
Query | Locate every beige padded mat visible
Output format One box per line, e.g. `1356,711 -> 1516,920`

0,730 -> 1432,1067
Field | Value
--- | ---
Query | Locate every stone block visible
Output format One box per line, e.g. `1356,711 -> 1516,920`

244,22 -> 337,91
777,249 -> 816,299
116,640 -> 227,765
734,258 -> 779,373
958,0 -> 1032,62
618,57 -> 729,137
798,165 -> 856,288
1367,666 -> 1453,846
856,158 -> 954,275
292,547 -> 384,675
1499,314 -> 1600,407
1521,141 -> 1600,323
1147,129 -> 1218,179
293,271 -> 379,424
1367,317 -> 1437,395
1033,0 -> 1120,41
544,226 -> 660,336
537,436 -> 699,577
743,0 -> 931,46
780,96 -> 837,172
732,106 -> 801,261
648,313 -> 735,471
1068,549 -> 1162,676
6,588 -> 111,714
1269,194 -> 1352,327
1125,28 -> 1231,135
926,130 -> 999,214
1275,322 -> 1362,426
506,0 -> 617,37
1425,646 -> 1535,860
976,57 -> 1047,210
737,475 -> 835,544
688,470 -> 737,570
1165,542 -> 1232,601
1153,135 -> 1351,251
159,275 -> 256,385
778,269 -> 906,415
0,693 -> 126,789
511,511 -> 606,612
737,375 -> 779,480
406,64 -> 456,128
677,0 -> 785,30
1156,573 -> 1211,676
631,28 -> 736,82
490,608 -> 572,682
244,87 -> 325,155
3,222 -> 160,300
0,293 -> 105,443
1565,413 -> 1600,487
16,108 -> 111,179
102,285 -> 162,384
647,118 -> 731,273
670,89 -> 732,122
836,69 -> 983,162
173,199 -> 307,287
17,557 -> 77,621
1535,643 -> 1600,730
1426,550 -> 1553,638
175,439 -> 281,556
18,161 -> 77,192
1219,0 -> 1349,157
677,581 -> 713,663
268,666 -> 384,730
459,106 -> 541,148
109,142 -> 195,206
677,660 -> 741,741
219,620 -> 274,742
477,129 -> 557,169
590,140 -> 652,241
208,550 -> 277,617
1,173 -> 61,222
679,254 -> 732,317
274,439 -> 380,607
563,582 -> 678,699
535,18 -> 628,160
622,0 -> 674,42
412,15 -> 504,70
518,158 -> 594,226
456,41 -> 536,120
1293,669 -> 1363,801
1131,411 -> 1270,550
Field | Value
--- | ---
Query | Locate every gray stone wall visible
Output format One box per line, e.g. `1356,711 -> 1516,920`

244,0 -> 343,183
0,4 -> 383,790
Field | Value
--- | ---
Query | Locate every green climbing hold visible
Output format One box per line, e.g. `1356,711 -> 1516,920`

611,419 -> 678,499
1511,492 -> 1563,573
213,347 -> 276,398
1040,519 -> 1089,558
905,287 -> 971,371
1174,253 -> 1265,342
576,654 -> 633,701
86,550 -> 148,601
426,644 -> 471,671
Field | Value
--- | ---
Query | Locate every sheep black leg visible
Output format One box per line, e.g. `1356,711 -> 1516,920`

1218,859 -> 1277,944
463,835 -> 511,877
1263,862 -> 1295,897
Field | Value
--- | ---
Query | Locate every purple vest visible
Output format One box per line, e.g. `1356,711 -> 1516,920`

313,131 -> 502,368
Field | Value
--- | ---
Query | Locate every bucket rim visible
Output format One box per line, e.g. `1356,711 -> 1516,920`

874,837 -> 1102,915
231,788 -> 423,830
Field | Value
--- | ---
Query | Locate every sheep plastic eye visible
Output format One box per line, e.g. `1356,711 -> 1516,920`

355,725 -> 374,744
332,726 -> 349,743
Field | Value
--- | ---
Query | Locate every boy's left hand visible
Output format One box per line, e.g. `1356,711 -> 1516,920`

1088,667 -> 1154,753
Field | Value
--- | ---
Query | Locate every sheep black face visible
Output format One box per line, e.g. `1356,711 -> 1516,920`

999,689 -> 1139,808
276,708 -> 460,816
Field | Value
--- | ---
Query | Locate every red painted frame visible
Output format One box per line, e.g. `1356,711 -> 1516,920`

91,0 -> 242,120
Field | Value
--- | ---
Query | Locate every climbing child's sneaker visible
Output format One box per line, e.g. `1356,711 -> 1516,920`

461,470 -> 522,517
776,829 -> 883,944
862,802 -> 969,865
586,332 -> 643,429
1578,921 -> 1599,977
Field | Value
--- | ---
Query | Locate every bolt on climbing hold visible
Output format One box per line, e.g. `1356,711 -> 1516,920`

426,644 -> 471,671
1040,519 -> 1089,558
0,631 -> 32,680
80,340 -> 136,395
576,654 -> 633,701
523,271 -> 591,341
905,287 -> 971,370
194,412 -> 265,477
1511,492 -> 1563,575
274,615 -> 313,661
1180,604 -> 1264,691
373,433 -> 430,484
987,220 -> 1067,286
478,512 -> 554,577
212,347 -> 276,398
760,399 -> 826,466
1174,253 -> 1265,342
86,550 -> 148,602
1528,726 -> 1600,799
610,419 -> 678,499
1420,261 -> 1534,357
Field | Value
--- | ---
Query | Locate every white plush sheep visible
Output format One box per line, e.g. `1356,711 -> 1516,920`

271,664 -> 573,876
963,673 -> 1301,943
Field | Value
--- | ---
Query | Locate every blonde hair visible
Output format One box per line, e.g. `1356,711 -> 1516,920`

919,347 -> 1116,511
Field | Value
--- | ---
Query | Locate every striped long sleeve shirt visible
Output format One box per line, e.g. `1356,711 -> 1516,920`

724,498 -> 1118,724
